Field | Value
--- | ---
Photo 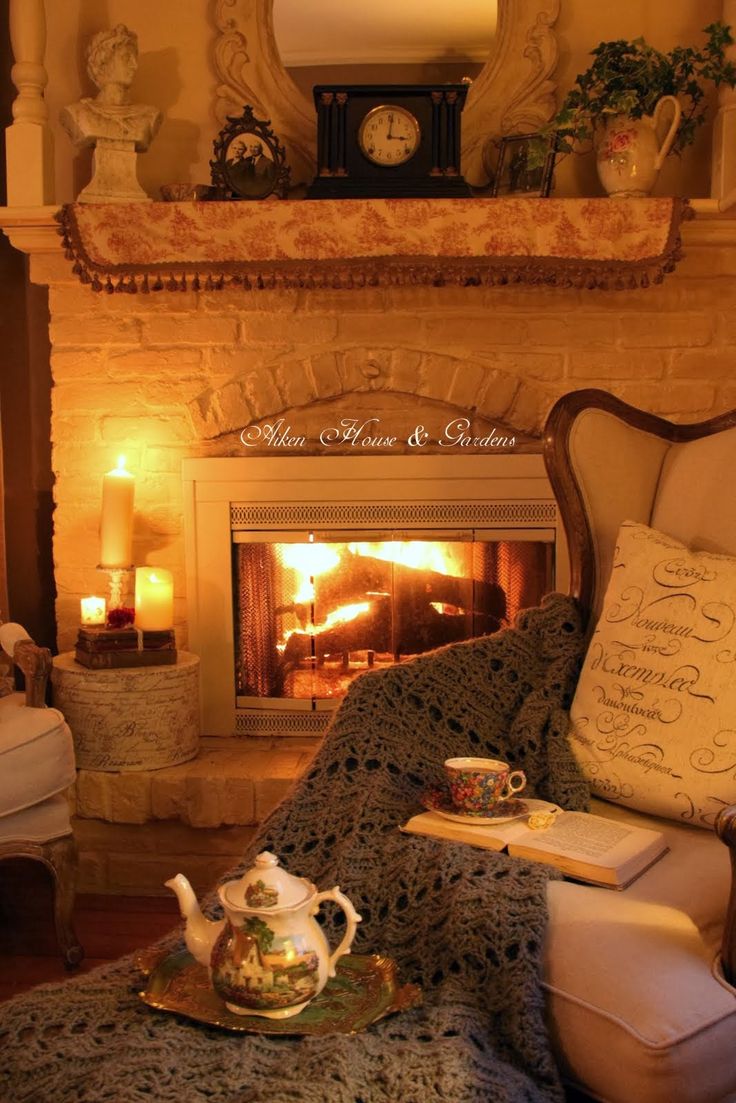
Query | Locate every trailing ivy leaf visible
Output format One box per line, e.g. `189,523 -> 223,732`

535,22 -> 736,160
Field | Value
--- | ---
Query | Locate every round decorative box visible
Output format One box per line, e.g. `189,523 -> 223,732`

52,651 -> 200,772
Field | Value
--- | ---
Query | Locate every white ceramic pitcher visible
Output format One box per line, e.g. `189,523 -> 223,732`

595,96 -> 682,198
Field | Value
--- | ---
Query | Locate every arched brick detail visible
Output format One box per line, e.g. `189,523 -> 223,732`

188,348 -> 554,442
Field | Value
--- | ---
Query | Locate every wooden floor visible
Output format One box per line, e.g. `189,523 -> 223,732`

0,858 -> 180,1003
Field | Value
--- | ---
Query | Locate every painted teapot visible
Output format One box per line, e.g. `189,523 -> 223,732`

166,852 -> 362,1019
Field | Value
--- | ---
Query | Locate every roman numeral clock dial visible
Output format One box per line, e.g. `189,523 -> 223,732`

307,84 -> 471,199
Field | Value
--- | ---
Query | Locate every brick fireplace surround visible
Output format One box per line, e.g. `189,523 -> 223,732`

5,210 -> 736,894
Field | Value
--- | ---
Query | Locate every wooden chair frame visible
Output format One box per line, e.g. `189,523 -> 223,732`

543,388 -> 736,986
0,835 -> 83,967
0,638 -> 83,967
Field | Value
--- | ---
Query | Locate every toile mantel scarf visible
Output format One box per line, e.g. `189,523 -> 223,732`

56,196 -> 690,293
0,594 -> 589,1103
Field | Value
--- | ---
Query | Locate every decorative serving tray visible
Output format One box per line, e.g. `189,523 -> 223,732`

137,950 -> 421,1036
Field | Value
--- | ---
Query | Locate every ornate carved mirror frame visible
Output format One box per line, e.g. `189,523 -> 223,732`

211,0 -> 559,187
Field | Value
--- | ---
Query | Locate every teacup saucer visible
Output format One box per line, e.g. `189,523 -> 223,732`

421,787 -> 529,825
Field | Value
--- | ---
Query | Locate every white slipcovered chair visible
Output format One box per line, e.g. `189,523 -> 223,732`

0,622 -> 82,966
542,390 -> 736,1103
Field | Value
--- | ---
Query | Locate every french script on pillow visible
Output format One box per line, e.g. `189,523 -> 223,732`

569,520 -> 736,829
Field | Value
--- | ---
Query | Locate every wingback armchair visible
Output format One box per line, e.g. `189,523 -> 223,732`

0,623 -> 82,966
542,390 -> 736,1103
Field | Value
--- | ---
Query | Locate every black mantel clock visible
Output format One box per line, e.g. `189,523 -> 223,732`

306,84 -> 471,199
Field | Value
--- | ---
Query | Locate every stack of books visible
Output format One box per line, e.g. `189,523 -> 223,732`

75,626 -> 177,669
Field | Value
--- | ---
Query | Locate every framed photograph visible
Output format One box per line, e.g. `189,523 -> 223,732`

211,105 -> 290,201
491,133 -> 557,198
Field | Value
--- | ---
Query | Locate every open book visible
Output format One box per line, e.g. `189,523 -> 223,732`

401,807 -> 668,889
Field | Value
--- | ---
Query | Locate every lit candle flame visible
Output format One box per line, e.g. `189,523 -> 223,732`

108,455 -> 133,479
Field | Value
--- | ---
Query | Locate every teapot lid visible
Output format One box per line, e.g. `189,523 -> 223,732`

221,851 -> 313,911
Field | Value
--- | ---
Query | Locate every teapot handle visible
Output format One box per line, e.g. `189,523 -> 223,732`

653,95 -> 682,170
312,887 -> 363,977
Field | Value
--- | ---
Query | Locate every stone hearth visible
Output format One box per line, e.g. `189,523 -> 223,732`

72,736 -> 318,894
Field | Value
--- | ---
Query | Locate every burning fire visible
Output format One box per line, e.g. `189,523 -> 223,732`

348,540 -> 460,576
278,538 -> 468,652
238,533 -> 545,703
279,601 -> 371,647
281,543 -> 340,603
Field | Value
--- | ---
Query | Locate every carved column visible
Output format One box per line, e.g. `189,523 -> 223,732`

711,0 -> 736,208
5,0 -> 54,206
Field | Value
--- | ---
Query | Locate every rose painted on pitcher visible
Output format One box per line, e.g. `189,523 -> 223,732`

599,127 -> 637,163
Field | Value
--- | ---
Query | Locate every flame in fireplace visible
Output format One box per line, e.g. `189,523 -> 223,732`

282,539 -> 461,586
237,535 -> 555,708
348,540 -> 461,576
278,600 -> 371,649
282,543 -> 340,576
322,601 -> 371,629
282,542 -> 341,603
278,538 -> 467,644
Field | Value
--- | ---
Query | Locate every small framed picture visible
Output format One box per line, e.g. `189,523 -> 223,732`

491,133 -> 557,198
211,105 -> 290,200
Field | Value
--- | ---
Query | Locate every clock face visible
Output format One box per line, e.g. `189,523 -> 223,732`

358,105 -> 421,167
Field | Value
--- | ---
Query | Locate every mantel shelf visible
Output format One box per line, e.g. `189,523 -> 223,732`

0,198 -> 733,290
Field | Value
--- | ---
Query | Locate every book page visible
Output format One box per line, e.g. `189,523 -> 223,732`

400,812 -> 525,851
400,809 -> 557,850
513,812 -> 657,867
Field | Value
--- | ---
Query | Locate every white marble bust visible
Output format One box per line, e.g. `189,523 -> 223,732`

61,24 -> 161,151
60,25 -> 162,202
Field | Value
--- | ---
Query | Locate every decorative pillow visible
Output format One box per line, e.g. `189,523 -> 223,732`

569,520 -> 736,829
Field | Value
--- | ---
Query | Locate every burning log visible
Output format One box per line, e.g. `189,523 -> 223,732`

279,592 -> 503,675
241,542 -> 510,695
280,597 -> 392,670
313,551 -> 506,623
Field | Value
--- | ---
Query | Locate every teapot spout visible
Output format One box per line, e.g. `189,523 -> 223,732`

165,873 -> 224,968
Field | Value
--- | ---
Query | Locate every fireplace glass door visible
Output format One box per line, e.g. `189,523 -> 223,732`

234,530 -> 553,709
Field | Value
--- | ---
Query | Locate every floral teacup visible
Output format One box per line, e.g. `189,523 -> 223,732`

444,757 -> 526,815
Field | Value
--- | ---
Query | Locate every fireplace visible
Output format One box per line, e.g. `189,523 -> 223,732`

236,536 -> 547,700
182,454 -> 567,736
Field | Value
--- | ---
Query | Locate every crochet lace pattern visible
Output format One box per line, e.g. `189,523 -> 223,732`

0,594 -> 588,1103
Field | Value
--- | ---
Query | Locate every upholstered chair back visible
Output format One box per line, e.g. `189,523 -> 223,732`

544,390 -> 736,625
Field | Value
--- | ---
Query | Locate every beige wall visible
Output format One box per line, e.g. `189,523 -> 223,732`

45,0 -> 213,204
45,0 -> 726,203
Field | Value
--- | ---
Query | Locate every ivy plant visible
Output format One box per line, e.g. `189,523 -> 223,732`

528,22 -> 736,167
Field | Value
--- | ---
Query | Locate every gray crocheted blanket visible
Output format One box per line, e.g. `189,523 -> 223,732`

0,594 -> 588,1103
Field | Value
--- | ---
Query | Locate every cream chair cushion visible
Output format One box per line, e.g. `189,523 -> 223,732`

0,693 -> 76,818
545,799 -> 736,1103
569,520 -> 736,827
652,428 -> 736,558
0,793 -> 72,844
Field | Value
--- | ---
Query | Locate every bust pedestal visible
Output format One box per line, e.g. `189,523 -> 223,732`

81,136 -> 151,203
60,98 -> 161,204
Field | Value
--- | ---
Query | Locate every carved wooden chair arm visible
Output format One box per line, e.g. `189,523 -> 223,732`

715,804 -> 736,986
13,639 -> 52,708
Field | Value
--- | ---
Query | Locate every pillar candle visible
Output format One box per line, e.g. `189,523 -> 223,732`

135,567 -> 174,631
80,596 -> 106,626
100,456 -> 135,568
